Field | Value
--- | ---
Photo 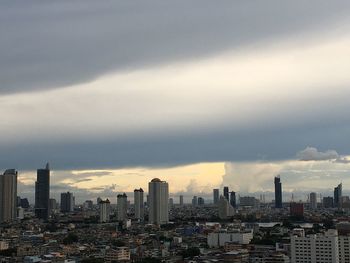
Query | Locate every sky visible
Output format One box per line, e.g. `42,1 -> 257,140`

1,1 -> 350,203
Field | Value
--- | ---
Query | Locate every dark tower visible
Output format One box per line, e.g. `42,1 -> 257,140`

274,176 -> 282,208
230,191 -> 236,208
334,183 -> 342,208
223,186 -> 229,201
35,163 -> 50,220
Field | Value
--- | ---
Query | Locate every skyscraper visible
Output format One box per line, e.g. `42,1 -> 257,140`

213,189 -> 219,204
0,169 -> 17,223
309,192 -> 317,210
148,178 -> 169,225
179,195 -> 184,206
117,193 -> 128,221
334,183 -> 342,208
223,186 -> 229,201
99,199 -> 110,223
230,191 -> 236,208
60,192 -> 74,213
218,195 -> 234,219
274,176 -> 282,208
134,188 -> 144,221
35,163 -> 50,220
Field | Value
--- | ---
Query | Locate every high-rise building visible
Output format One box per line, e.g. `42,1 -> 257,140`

60,192 -> 74,213
230,191 -> 236,208
83,200 -> 93,210
0,169 -> 18,223
49,198 -> 57,213
213,189 -> 219,204
223,186 -> 229,201
198,197 -> 205,206
179,195 -> 184,206
117,193 -> 128,221
334,183 -> 342,208
148,178 -> 169,225
134,188 -> 144,221
169,198 -> 174,207
274,176 -> 282,208
99,199 -> 111,223
323,196 -> 334,208
192,196 -> 198,206
291,229 -> 339,263
218,196 -> 234,219
309,192 -> 317,210
290,202 -> 304,217
35,163 -> 50,220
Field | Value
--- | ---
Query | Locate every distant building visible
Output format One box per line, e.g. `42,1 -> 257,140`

213,189 -> 219,204
240,196 -> 259,208
117,193 -> 128,221
20,198 -> 30,209
218,196 -> 234,219
274,176 -> 282,208
169,197 -> 174,207
230,191 -> 236,208
198,197 -> 205,206
192,196 -> 198,206
99,199 -> 111,223
35,163 -> 50,220
83,200 -> 93,210
323,196 -> 334,208
223,186 -> 229,201
207,230 -> 253,247
179,195 -> 184,206
0,169 -> 18,222
309,192 -> 317,210
134,188 -> 144,221
49,198 -> 57,213
60,192 -> 74,213
148,178 -> 169,225
334,183 -> 342,208
290,202 -> 304,217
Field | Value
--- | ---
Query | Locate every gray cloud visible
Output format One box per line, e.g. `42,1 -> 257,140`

297,147 -> 339,161
1,0 -> 349,94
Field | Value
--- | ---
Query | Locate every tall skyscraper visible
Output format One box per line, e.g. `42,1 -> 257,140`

309,192 -> 317,210
223,186 -> 229,201
334,183 -> 342,208
148,178 -> 169,225
60,192 -> 74,213
179,195 -> 184,206
192,196 -> 198,206
99,199 -> 110,223
134,188 -> 144,221
0,169 -> 17,223
213,189 -> 219,204
230,191 -> 236,208
274,176 -> 282,208
117,193 -> 128,221
35,163 -> 50,220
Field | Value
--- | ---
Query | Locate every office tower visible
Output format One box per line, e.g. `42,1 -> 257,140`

290,202 -> 304,217
230,191 -> 236,208
0,169 -> 18,223
179,195 -> 184,206
60,192 -> 74,213
291,229 -> 339,263
169,198 -> 174,207
192,196 -> 198,206
323,196 -> 334,208
49,198 -> 57,213
223,186 -> 229,201
148,178 -> 169,225
99,199 -> 110,223
218,196 -> 234,219
20,198 -> 29,209
309,192 -> 317,210
334,183 -> 342,208
274,176 -> 282,208
213,189 -> 219,204
35,163 -> 50,220
117,193 -> 128,221
198,197 -> 204,206
134,188 -> 144,221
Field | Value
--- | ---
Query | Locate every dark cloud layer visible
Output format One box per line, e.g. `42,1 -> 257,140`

1,0 -> 349,94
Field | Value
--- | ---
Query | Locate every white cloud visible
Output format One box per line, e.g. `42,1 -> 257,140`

297,147 -> 339,161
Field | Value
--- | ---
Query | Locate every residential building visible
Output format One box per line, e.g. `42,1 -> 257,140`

134,188 -> 144,221
117,193 -> 128,221
60,192 -> 74,213
0,169 -> 17,222
148,178 -> 169,225
35,163 -> 50,220
99,199 -> 111,223
213,189 -> 219,204
309,192 -> 317,210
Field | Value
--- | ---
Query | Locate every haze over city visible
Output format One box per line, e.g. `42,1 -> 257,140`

2,0 -> 350,203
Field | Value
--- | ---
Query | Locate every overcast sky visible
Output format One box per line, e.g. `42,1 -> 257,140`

2,1 -> 350,201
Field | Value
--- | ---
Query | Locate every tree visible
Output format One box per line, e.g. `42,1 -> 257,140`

182,247 -> 200,259
63,232 -> 79,245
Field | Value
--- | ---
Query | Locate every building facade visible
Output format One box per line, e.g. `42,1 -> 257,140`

0,169 -> 17,222
134,188 -> 144,221
148,178 -> 169,225
35,163 -> 50,220
274,176 -> 282,208
117,193 -> 128,221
